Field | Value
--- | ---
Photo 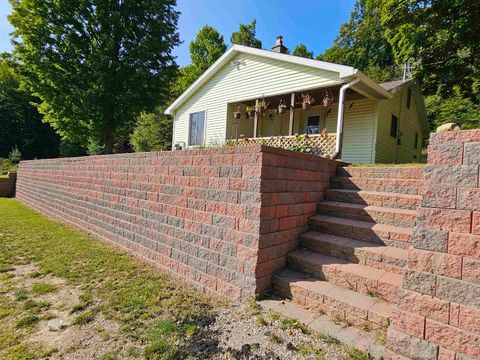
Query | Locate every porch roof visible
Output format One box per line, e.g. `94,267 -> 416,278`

165,45 -> 392,115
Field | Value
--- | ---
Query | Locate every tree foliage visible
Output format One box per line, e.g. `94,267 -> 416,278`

293,44 -> 314,59
189,25 -> 227,73
230,19 -> 262,48
317,0 -> 399,82
0,54 -> 60,159
130,108 -> 173,152
9,0 -> 180,153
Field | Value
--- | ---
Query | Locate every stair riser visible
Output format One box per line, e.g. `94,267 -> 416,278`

300,237 -> 407,275
325,190 -> 420,210
317,203 -> 416,228
287,255 -> 400,304
336,167 -> 425,180
309,218 -> 412,249
330,177 -> 422,195
273,276 -> 390,336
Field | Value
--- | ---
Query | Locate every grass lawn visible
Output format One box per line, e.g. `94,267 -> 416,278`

0,199 -> 375,360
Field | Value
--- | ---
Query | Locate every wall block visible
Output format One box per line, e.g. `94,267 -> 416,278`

16,145 -> 336,299
387,129 -> 480,360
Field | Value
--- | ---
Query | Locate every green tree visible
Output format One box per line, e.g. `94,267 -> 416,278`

381,0 -> 480,101
190,25 -> 227,73
130,107 -> 173,152
230,19 -> 262,48
9,0 -> 180,154
0,54 -> 60,159
293,44 -> 314,59
318,0 -> 399,82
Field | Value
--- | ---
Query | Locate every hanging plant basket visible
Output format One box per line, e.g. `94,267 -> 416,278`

245,106 -> 255,118
257,99 -> 269,118
278,99 -> 287,114
233,106 -> 242,119
301,93 -> 315,110
322,91 -> 333,108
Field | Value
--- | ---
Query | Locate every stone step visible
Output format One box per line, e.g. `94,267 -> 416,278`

330,176 -> 423,195
272,269 -> 394,340
260,298 -> 385,358
325,189 -> 421,210
299,231 -> 408,275
309,214 -> 412,249
287,250 -> 403,303
336,166 -> 425,180
317,201 -> 417,227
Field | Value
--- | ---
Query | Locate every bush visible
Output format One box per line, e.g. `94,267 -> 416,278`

8,146 -> 21,164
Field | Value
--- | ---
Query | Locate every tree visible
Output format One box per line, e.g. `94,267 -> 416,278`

381,0 -> 480,102
9,0 -> 180,154
190,25 -> 227,73
130,107 -> 173,152
293,44 -> 314,59
0,53 -> 60,159
318,0 -> 399,82
230,19 -> 262,48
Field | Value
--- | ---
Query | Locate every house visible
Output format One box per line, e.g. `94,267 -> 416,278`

165,36 -> 428,164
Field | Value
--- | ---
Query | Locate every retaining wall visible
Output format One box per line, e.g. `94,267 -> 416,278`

0,172 -> 16,197
387,129 -> 480,360
16,146 -> 336,299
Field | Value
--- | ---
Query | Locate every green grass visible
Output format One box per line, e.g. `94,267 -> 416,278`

349,162 -> 425,167
31,282 -> 57,295
0,199 -> 217,359
72,309 -> 97,325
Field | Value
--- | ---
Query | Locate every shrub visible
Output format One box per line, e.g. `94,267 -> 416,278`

8,146 -> 21,164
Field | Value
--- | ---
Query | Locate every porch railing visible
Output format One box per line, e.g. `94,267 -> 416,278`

229,133 -> 337,159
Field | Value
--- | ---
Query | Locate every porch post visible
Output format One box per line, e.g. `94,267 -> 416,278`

289,93 -> 295,135
253,99 -> 259,138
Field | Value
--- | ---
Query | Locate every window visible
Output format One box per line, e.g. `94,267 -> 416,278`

406,88 -> 412,109
306,115 -> 321,134
188,111 -> 205,146
390,115 -> 398,138
414,132 -> 419,149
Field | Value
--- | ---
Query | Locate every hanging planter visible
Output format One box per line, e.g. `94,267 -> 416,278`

233,106 -> 242,120
322,91 -> 333,108
257,99 -> 269,117
301,94 -> 315,110
245,106 -> 255,118
278,99 -> 287,114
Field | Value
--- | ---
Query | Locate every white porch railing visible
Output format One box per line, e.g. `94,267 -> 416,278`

229,133 -> 337,159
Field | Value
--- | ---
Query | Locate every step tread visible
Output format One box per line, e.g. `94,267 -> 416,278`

299,231 -> 409,261
274,269 -> 394,317
332,175 -> 424,183
310,214 -> 413,235
288,250 -> 403,287
319,201 -> 417,216
324,188 -> 422,201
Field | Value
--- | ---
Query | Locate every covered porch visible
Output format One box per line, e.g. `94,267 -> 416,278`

225,83 -> 366,159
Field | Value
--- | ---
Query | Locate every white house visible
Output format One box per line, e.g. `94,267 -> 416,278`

166,37 -> 427,163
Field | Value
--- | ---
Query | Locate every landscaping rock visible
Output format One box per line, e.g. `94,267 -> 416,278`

48,318 -> 63,331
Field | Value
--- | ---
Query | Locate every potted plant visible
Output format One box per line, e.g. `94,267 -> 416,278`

233,106 -> 242,119
257,100 -> 269,117
278,99 -> 287,114
245,106 -> 255,118
322,91 -> 333,107
301,94 -> 315,109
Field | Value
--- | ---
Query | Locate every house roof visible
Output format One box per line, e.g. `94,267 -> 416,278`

379,78 -> 414,92
165,45 -> 393,115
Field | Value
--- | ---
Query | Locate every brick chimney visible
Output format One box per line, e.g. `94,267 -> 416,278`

271,35 -> 289,54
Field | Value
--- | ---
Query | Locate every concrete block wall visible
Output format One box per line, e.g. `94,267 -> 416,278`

0,172 -> 16,197
16,145 -> 336,299
387,129 -> 480,360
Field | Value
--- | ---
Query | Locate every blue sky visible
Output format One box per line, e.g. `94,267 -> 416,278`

0,0 -> 356,66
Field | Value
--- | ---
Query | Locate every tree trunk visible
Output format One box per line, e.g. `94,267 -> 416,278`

102,117 -> 115,154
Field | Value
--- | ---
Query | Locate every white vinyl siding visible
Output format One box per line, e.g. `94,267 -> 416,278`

173,53 -> 342,147
374,87 -> 423,163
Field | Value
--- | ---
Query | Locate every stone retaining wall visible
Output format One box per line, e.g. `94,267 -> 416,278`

0,172 -> 16,197
16,146 -> 336,299
387,129 -> 480,360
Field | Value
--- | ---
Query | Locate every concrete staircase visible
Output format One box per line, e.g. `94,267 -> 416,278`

271,165 -> 424,346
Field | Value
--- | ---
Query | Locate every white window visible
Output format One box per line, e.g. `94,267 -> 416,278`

189,111 -> 205,146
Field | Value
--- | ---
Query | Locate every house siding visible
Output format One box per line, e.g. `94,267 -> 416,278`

173,53 -> 342,147
374,87 -> 423,163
